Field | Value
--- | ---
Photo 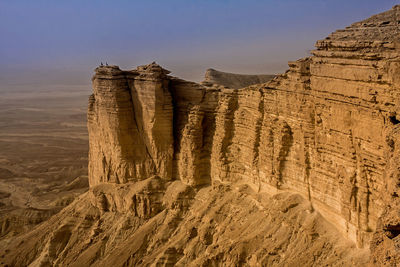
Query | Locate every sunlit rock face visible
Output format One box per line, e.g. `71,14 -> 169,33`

89,5 -> 400,252
6,5 -> 396,266
88,63 -> 174,186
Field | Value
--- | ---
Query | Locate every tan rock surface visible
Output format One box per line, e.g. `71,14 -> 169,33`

2,5 -> 400,266
202,68 -> 276,89
88,63 -> 173,186
0,177 -> 368,266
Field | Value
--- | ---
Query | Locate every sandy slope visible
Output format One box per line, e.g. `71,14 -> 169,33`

0,177 -> 368,266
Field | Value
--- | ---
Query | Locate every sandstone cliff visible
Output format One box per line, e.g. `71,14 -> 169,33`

202,68 -> 275,89
88,63 -> 174,186
86,6 -> 400,264
2,6 -> 400,266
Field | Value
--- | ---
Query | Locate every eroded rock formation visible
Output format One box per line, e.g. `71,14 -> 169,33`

202,68 -> 275,89
2,6 -> 400,266
88,63 -> 174,185
86,5 -> 400,264
0,177 -> 368,266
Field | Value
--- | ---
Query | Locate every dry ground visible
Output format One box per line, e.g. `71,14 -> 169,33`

0,85 -> 90,239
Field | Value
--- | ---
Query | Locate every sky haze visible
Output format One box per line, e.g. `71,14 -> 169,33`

0,0 -> 398,87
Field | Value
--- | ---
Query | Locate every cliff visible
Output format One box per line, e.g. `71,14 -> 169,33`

87,5 -> 400,263
88,5 -> 400,248
1,6 -> 400,266
202,68 -> 275,89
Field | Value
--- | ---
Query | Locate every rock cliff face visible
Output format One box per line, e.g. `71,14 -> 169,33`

202,68 -> 275,89
93,8 -> 399,242
0,178 -> 368,266
2,6 -> 400,266
86,5 -> 400,262
88,63 -> 174,186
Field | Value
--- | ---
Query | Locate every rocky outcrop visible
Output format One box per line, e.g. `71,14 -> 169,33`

88,63 -> 174,186
202,68 -> 275,89
0,178 -> 368,266
86,5 -> 400,256
3,6 -> 400,266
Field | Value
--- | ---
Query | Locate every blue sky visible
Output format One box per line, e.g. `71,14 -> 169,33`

0,0 -> 398,86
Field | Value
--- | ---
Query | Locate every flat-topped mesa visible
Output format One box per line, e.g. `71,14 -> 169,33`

202,68 -> 275,89
88,63 -> 173,186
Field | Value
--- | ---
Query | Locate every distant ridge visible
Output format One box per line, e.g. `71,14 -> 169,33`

202,68 -> 275,89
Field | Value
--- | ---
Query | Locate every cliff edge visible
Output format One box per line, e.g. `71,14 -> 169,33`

1,6 -> 400,266
202,68 -> 275,89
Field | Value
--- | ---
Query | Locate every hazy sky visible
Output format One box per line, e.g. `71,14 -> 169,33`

0,0 -> 398,87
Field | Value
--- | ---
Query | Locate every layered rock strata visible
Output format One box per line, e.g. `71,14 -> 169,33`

2,6 -> 400,266
88,63 -> 173,186
87,6 -> 400,255
0,178 -> 368,266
